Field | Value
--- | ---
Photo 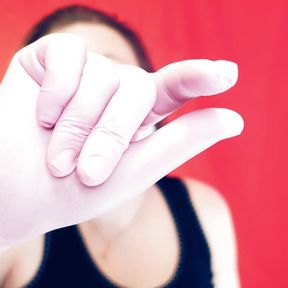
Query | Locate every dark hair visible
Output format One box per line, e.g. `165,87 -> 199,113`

24,5 -> 154,72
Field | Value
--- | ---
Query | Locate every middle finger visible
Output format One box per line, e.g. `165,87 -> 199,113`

76,65 -> 157,186
46,53 -> 119,177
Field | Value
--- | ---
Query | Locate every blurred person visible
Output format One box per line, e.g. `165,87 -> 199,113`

0,5 -> 243,288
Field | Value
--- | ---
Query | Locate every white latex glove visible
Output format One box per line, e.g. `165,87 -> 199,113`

0,34 -> 243,250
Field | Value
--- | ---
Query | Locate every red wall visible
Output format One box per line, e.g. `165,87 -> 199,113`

1,0 -> 287,287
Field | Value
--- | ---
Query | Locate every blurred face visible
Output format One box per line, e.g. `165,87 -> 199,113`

49,22 -> 140,66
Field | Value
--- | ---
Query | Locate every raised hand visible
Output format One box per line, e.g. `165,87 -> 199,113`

0,34 -> 243,250
19,34 -> 242,187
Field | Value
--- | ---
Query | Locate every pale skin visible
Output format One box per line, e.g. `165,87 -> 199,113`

0,23 -> 241,287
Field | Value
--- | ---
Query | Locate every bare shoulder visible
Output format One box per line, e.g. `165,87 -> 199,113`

0,235 -> 44,288
183,178 -> 232,218
182,178 -> 241,288
0,246 -> 18,287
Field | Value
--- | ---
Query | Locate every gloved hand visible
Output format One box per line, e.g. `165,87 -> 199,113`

0,34 -> 243,250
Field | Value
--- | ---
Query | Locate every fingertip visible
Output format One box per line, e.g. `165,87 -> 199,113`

47,149 -> 76,177
39,120 -> 54,129
229,110 -> 244,136
212,108 -> 244,138
215,60 -> 239,87
76,157 -> 110,187
131,125 -> 157,142
37,105 -> 63,128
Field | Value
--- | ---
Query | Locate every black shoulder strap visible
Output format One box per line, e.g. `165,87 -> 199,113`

157,177 -> 214,288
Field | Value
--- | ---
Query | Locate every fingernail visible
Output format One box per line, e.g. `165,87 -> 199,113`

215,60 -> 238,86
47,149 -> 76,177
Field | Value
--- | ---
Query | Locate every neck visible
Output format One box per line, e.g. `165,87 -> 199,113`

85,189 -> 151,243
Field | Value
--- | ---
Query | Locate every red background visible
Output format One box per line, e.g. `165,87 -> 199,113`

0,0 -> 287,287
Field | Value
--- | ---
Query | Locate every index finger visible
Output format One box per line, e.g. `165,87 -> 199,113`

17,33 -> 87,128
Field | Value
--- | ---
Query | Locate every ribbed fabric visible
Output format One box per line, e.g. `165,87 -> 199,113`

25,177 -> 213,288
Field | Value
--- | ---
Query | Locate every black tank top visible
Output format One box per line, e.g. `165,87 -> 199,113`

25,177 -> 213,288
